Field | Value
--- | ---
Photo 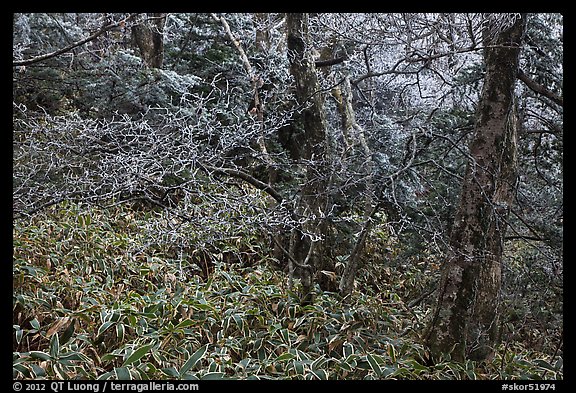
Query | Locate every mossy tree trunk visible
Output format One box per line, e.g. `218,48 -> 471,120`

425,14 -> 526,362
285,13 -> 335,303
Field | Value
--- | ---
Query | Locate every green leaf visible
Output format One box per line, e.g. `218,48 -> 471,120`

343,342 -> 354,358
279,328 -> 290,343
408,359 -> 428,372
161,367 -> 180,378
200,372 -> 226,380
116,323 -> 125,342
97,321 -> 115,337
49,333 -> 60,359
513,359 -> 532,368
127,315 -> 137,327
232,313 -> 244,330
122,343 -> 154,367
534,359 -> 556,372
192,303 -> 214,312
175,319 -> 195,329
115,367 -> 132,380
394,366 -> 412,378
312,356 -> 328,371
58,352 -> 90,362
30,318 -> 40,330
339,360 -> 352,372
555,358 -> 563,370
208,359 -> 220,373
310,369 -> 328,380
313,332 -> 321,344
101,353 -> 123,362
293,360 -> 305,375
293,316 -> 306,329
179,344 -> 209,376
275,352 -> 296,362
76,214 -> 92,226
15,327 -> 23,344
366,353 -> 382,377
145,362 -> 158,376
296,349 -> 311,361
30,364 -> 46,378
110,311 -> 122,323
388,343 -> 397,363
13,363 -> 31,378
132,365 -> 149,380
96,371 -> 116,380
29,351 -> 52,361
238,358 -> 251,370
60,319 -> 75,346
253,338 -> 263,352
222,316 -> 231,333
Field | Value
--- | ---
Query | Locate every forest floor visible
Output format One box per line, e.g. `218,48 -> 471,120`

13,201 -> 562,380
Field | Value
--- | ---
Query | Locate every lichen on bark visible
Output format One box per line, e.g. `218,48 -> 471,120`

425,14 -> 525,362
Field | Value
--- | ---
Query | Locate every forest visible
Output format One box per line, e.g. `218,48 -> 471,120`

13,13 -> 563,381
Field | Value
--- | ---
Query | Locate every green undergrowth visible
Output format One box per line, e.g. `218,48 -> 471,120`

13,202 -> 562,380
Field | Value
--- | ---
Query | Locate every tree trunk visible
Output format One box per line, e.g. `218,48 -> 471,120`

285,13 -> 334,302
254,13 -> 271,52
337,75 -> 377,297
425,14 -> 525,362
132,13 -> 166,69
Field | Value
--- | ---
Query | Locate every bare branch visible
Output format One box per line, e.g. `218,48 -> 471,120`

314,56 -> 346,68
504,235 -> 546,242
518,69 -> 563,107
202,164 -> 284,204
211,13 -> 275,182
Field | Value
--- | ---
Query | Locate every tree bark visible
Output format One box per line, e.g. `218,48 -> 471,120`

285,13 -> 333,302
132,13 -> 166,69
337,75 -> 376,297
425,14 -> 525,362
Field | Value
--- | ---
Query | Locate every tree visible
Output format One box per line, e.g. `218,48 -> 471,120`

284,13 -> 333,301
132,13 -> 166,68
425,14 -> 526,362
